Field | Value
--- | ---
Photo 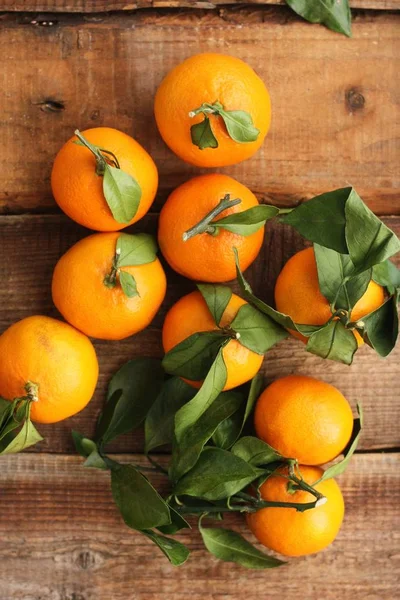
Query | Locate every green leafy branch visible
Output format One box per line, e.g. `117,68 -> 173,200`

189,102 -> 260,150
182,194 -> 280,241
234,186 -> 400,365
73,353 -> 363,569
103,233 -> 158,298
74,130 -> 142,224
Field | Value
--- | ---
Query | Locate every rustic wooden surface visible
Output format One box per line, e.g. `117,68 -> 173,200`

0,4 -> 399,599
1,453 -> 399,600
1,0 -> 399,13
1,9 -> 399,214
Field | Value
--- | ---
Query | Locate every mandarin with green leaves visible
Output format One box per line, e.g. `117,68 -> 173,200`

158,174 -> 276,283
246,465 -> 345,557
52,232 -> 166,340
162,290 -> 264,391
51,127 -> 158,232
0,316 -> 98,424
154,53 -> 271,167
275,247 -> 385,344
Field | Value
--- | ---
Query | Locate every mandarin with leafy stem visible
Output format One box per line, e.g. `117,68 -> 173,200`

162,290 -> 264,390
246,464 -> 345,557
275,247 -> 385,345
154,53 -> 271,167
254,375 -> 354,466
158,174 -> 278,283
51,127 -> 158,232
52,232 -> 166,340
0,316 -> 98,424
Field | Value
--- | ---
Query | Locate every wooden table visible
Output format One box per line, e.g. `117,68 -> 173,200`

0,2 -> 399,598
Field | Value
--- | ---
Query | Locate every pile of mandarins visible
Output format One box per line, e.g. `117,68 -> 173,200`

0,53 -> 388,561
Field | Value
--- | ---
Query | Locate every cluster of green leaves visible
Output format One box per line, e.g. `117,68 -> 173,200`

104,233 -> 158,298
190,102 -> 260,150
0,390 -> 42,455
74,130 -> 142,224
285,0 -> 352,38
235,187 -> 400,365
73,343 -> 363,569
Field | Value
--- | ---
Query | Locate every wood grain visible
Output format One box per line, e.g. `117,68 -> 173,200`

0,8 -> 399,215
1,1 -> 398,13
0,452 -> 398,600
1,213 -> 399,454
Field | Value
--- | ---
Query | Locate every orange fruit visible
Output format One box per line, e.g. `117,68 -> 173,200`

52,232 -> 167,341
158,174 -> 264,282
246,465 -> 345,557
274,247 -> 385,344
51,127 -> 158,232
0,316 -> 98,424
154,53 -> 271,167
162,291 -> 263,390
254,375 -> 354,465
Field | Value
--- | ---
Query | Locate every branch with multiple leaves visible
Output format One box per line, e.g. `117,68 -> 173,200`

234,187 -> 400,365
73,314 -> 363,568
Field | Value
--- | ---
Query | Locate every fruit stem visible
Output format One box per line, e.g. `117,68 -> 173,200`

24,381 -> 39,403
104,250 -> 120,289
182,194 -> 242,241
74,130 -> 120,175
286,460 -> 325,504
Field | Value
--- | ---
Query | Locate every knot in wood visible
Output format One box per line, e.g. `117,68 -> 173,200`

346,89 -> 365,112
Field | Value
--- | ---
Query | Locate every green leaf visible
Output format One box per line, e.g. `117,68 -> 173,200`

372,260 -> 400,295
174,447 -> 262,501
231,436 -> 282,467
83,448 -> 108,470
0,404 -> 43,455
213,205 -> 279,236
218,108 -> 260,144
361,293 -> 399,357
230,303 -> 288,354
111,463 -> 171,530
144,377 -> 197,453
162,331 -> 227,381
285,0 -> 352,37
197,284 -> 232,327
142,530 -> 190,566
119,270 -> 139,298
234,247 -> 322,337
199,522 -> 284,569
97,358 -> 164,446
212,374 -> 263,450
103,163 -> 142,224
116,233 -> 158,267
306,320 -> 358,365
315,405 -> 363,483
191,116 -> 218,150
157,506 -> 191,535
345,192 -> 400,273
174,350 -> 227,446
314,243 -> 371,310
170,390 -> 243,482
72,431 -> 98,458
280,187 -> 350,253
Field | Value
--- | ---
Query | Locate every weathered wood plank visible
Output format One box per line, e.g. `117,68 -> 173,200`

0,452 -> 398,600
0,1 -> 398,13
0,9 -> 399,215
1,213 -> 399,453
